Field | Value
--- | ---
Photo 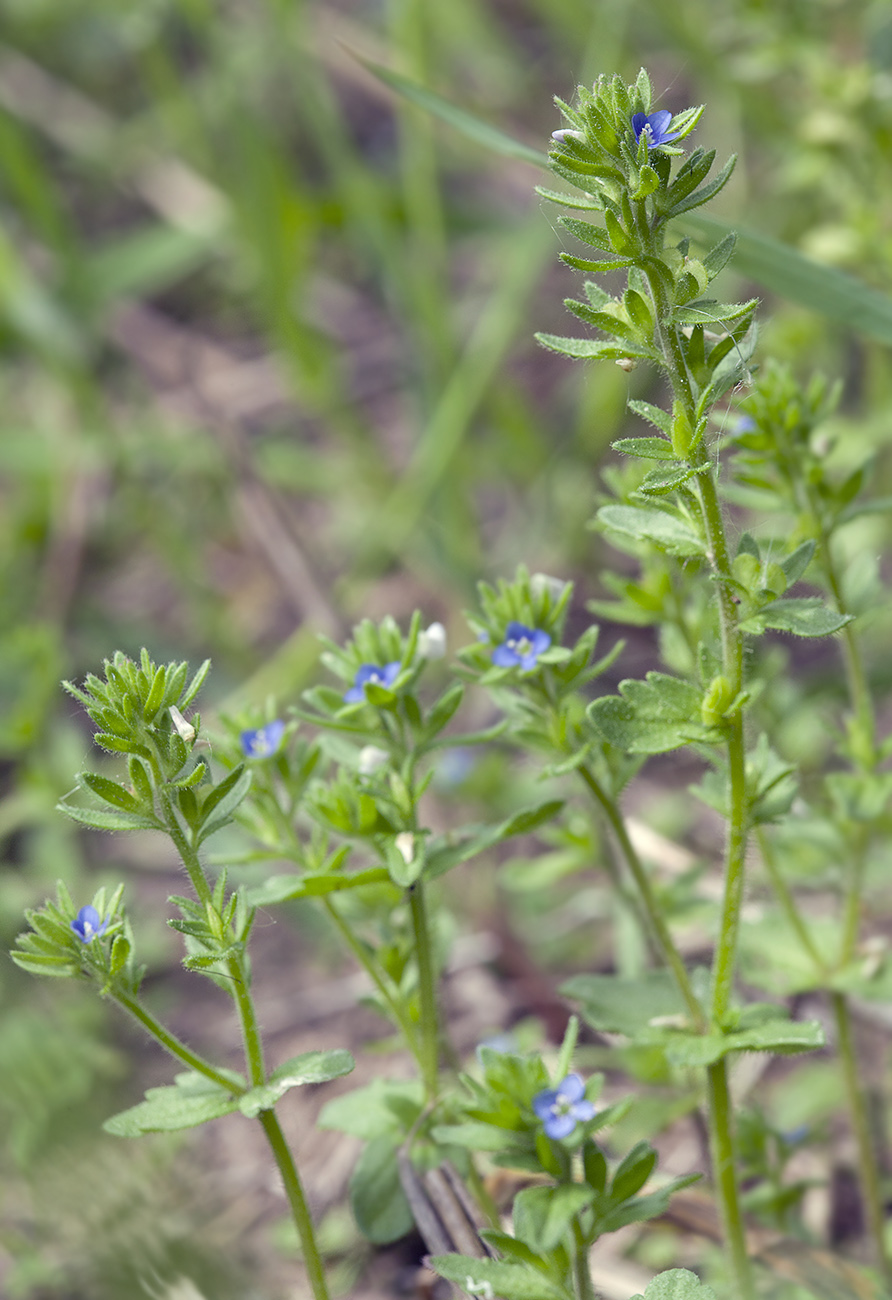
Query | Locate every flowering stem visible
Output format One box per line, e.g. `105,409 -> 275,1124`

646,268 -> 754,1297
113,989 -> 245,1094
578,763 -> 705,1031
323,896 -> 423,1060
408,881 -> 441,1101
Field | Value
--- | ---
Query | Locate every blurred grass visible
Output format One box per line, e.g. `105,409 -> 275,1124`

2,0 -> 892,1295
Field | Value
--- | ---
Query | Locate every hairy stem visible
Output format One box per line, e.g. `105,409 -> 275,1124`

113,990 -> 245,1093
578,763 -> 705,1030
707,1059 -> 756,1300
258,1109 -> 332,1300
409,881 -> 441,1100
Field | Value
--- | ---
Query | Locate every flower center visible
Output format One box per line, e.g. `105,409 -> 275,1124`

508,636 -> 532,655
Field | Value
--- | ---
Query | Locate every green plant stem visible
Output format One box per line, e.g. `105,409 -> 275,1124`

755,827 -> 826,975
113,989 -> 245,1093
323,896 -> 422,1060
647,269 -> 754,1297
578,763 -> 705,1030
408,881 -> 440,1100
228,950 -> 331,1300
707,1059 -> 755,1300
258,1108 -> 332,1300
162,794 -> 212,904
572,1218 -> 596,1300
709,712 -> 748,1022
832,991 -> 891,1285
227,953 -> 266,1087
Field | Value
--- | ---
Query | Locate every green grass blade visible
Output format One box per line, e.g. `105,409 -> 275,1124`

353,55 -> 548,168
679,212 -> 892,347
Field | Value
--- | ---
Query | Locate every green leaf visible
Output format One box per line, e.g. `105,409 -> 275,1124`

56,800 -> 162,832
627,400 -> 672,435
514,1184 -> 594,1254
319,1078 -> 425,1141
669,298 -> 757,326
535,332 -> 655,361
562,970 -> 688,1037
630,1268 -> 718,1300
79,772 -> 144,813
658,1017 -> 825,1068
428,1254 -> 567,1300
424,800 -> 564,880
588,673 -> 720,754
357,57 -> 547,167
103,1072 -> 239,1136
430,1121 -> 520,1152
199,764 -> 251,825
350,1135 -> 414,1244
780,540 -> 816,584
636,463 -> 703,496
238,1049 -> 354,1117
611,438 -> 676,461
596,505 -> 704,557
247,867 -> 391,906
740,598 -> 852,638
611,1141 -> 657,1202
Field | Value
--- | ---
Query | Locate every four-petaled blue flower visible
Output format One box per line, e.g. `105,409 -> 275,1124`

71,905 -> 109,943
631,109 -> 680,149
240,720 -> 286,758
492,622 -> 551,672
533,1073 -> 595,1140
344,661 -> 401,704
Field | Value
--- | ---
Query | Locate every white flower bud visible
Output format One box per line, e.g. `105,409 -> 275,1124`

395,832 -> 414,864
169,705 -> 195,743
530,573 -> 568,603
418,621 -> 447,659
358,745 -> 389,775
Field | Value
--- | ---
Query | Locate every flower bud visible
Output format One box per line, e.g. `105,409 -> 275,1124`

358,745 -> 389,776
418,621 -> 447,659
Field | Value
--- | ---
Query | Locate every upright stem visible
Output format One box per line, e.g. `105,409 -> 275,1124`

408,881 -> 440,1100
572,1218 -> 596,1300
259,1109 -> 332,1300
832,992 -> 891,1287
578,763 -> 705,1030
709,712 -> 748,1022
323,896 -> 423,1060
707,1059 -> 755,1300
647,269 -> 755,1298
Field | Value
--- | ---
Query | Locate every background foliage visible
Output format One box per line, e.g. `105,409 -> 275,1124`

3,0 -> 892,1296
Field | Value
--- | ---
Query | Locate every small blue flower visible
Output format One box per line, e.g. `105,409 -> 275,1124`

344,661 -> 401,704
735,415 -> 756,434
631,109 -> 680,149
71,905 -> 109,943
533,1073 -> 595,1140
240,720 -> 286,758
492,622 -> 551,672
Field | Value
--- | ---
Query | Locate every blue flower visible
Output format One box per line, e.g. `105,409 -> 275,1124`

344,661 -> 401,704
533,1073 -> 595,1140
71,905 -> 109,943
631,110 -> 680,149
240,720 -> 285,758
492,622 -> 551,672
